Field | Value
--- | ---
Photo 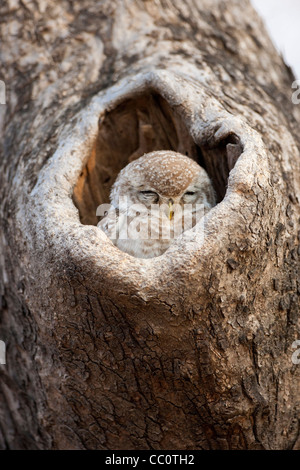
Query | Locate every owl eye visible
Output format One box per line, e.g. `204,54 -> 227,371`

138,190 -> 159,203
182,191 -> 198,203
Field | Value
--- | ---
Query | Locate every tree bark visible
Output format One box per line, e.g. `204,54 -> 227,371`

0,0 -> 300,450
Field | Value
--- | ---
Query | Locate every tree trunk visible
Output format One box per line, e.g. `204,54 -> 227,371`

0,0 -> 300,450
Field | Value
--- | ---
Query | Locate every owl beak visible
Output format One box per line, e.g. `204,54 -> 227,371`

168,201 -> 174,221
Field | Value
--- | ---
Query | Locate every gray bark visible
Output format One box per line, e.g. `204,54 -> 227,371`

0,0 -> 300,450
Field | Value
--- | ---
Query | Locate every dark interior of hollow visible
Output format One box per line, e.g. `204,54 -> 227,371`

73,92 -> 242,226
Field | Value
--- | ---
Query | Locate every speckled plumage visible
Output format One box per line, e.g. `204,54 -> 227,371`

98,151 -> 216,258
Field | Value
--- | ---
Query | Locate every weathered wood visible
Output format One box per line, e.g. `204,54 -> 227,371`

0,0 -> 299,450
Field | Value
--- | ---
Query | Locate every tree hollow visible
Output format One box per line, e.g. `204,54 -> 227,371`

73,91 -> 243,225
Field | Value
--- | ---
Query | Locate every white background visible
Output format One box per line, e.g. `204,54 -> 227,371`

251,0 -> 300,78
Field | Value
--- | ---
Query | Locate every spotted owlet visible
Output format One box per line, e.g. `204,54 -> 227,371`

98,150 -> 216,258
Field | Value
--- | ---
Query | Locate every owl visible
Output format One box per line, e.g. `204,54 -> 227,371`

98,151 -> 216,258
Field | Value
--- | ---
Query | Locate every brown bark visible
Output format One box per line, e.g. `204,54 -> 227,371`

0,0 -> 300,450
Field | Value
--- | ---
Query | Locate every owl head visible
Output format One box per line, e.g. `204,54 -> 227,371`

110,151 -> 216,220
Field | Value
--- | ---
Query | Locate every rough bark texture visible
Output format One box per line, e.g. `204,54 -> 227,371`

0,0 -> 300,450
